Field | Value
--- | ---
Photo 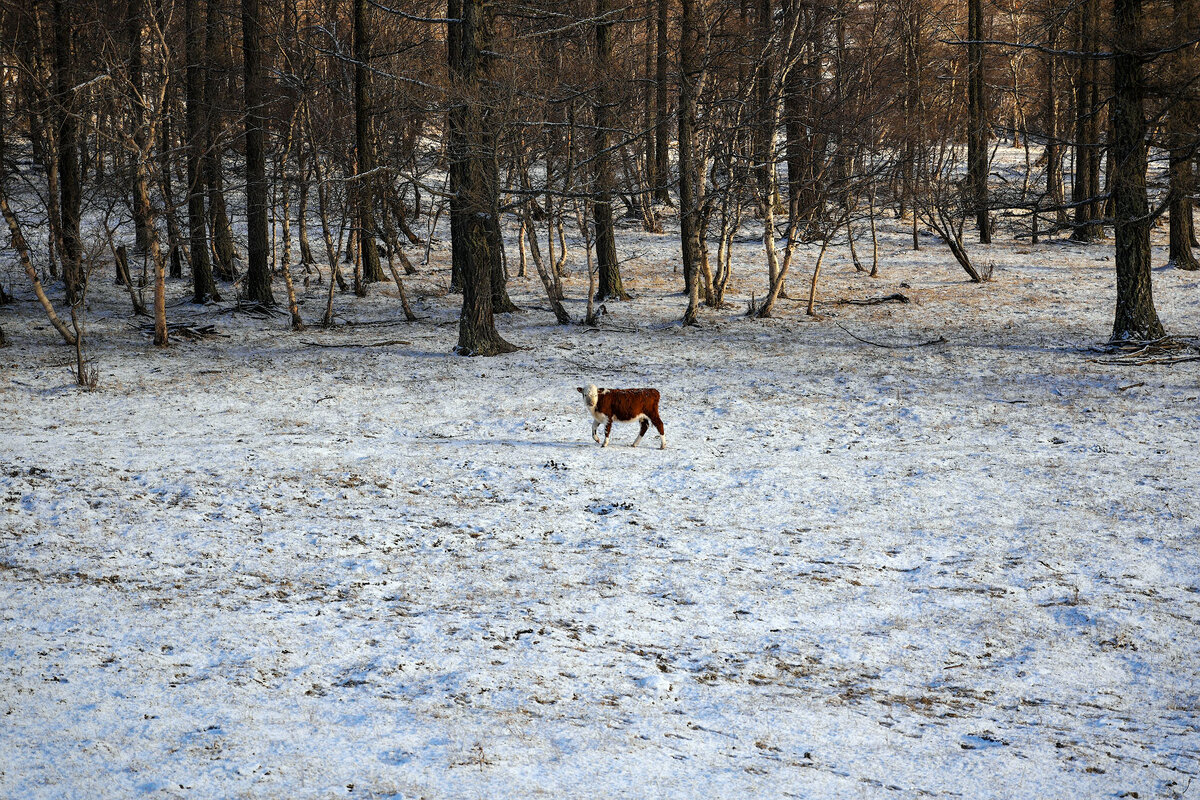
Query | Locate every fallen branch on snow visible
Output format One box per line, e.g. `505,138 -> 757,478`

137,323 -> 223,340
1087,336 -> 1200,366
837,293 -> 911,306
300,339 -> 413,348
833,321 -> 946,349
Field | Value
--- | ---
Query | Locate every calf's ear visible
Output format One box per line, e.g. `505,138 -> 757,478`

576,387 -> 584,394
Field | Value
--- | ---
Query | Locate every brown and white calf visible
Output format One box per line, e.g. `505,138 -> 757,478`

576,384 -> 666,449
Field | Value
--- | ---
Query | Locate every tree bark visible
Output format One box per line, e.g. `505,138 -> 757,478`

449,0 -> 516,355
354,0 -> 385,284
678,0 -> 702,324
1168,0 -> 1199,270
186,0 -> 220,302
53,0 -> 83,304
242,0 -> 275,304
644,0 -> 657,204
654,0 -> 672,204
1110,0 -> 1164,341
1072,0 -> 1103,241
1044,7 -> 1067,228
156,71 -> 187,280
754,0 -> 777,281
127,0 -> 152,253
967,0 -> 990,243
206,0 -> 237,281
593,0 -> 629,302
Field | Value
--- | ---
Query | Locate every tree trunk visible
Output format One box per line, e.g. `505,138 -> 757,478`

449,0 -> 516,355
678,0 -> 702,324
594,0 -> 629,302
1072,0 -> 1103,241
1168,0 -> 1199,270
206,0 -> 237,281
242,0 -> 275,304
297,148 -> 315,267
278,114 -> 304,330
53,0 -> 83,304
354,0 -> 385,284
156,75 -> 187,280
1,193 -> 77,345
484,186 -> 518,313
186,0 -> 220,302
654,0 -> 671,204
784,0 -> 812,233
967,0 -> 990,243
644,0 -> 657,204
127,0 -> 152,253
1110,0 -> 1164,341
1044,8 -> 1067,228
133,159 -> 170,346
904,0 -> 922,249
523,200 -> 571,323
754,0 -> 778,284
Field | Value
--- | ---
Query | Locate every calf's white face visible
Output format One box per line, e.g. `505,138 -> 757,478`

577,384 -> 600,413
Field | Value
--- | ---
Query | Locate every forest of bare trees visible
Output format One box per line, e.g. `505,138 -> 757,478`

1,0 -> 1197,366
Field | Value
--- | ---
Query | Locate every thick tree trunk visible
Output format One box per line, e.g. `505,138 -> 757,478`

1110,0 -> 1164,341
449,0 -> 516,355
127,0 -> 152,253
967,0 -> 990,243
156,79 -> 187,280
1072,0 -> 1103,242
784,11 -> 806,226
593,0 -> 629,302
0,33 -> 5,188
354,0 -> 385,284
242,0 -> 275,304
1044,10 -> 1067,228
904,0 -> 922,249
654,0 -> 671,204
186,0 -> 220,302
206,0 -> 237,281
1169,157 -> 1199,270
1168,0 -> 1199,270
488,189 -> 518,313
644,1 -> 657,204
678,0 -> 702,324
754,0 -> 778,284
53,0 -> 83,304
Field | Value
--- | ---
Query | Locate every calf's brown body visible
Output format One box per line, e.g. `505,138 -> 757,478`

576,385 -> 666,449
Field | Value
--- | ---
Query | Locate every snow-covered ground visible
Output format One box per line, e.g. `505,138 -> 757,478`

2,197 -> 1199,799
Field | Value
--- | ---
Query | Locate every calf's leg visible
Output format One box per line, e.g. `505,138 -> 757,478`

632,418 -> 650,447
650,413 -> 666,449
